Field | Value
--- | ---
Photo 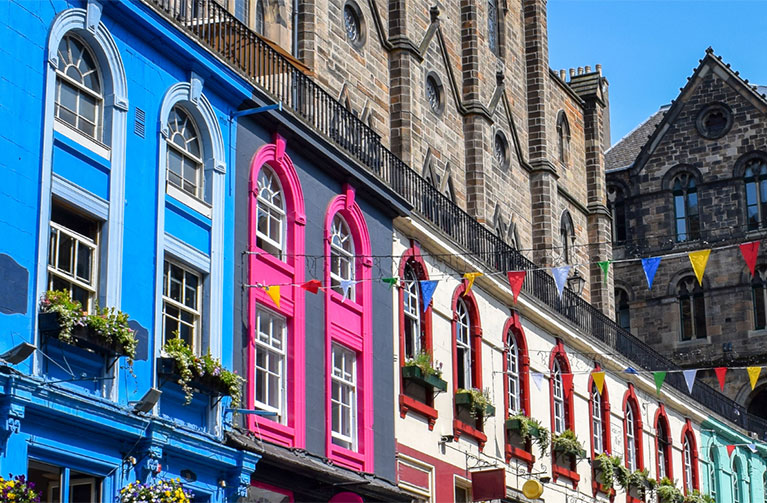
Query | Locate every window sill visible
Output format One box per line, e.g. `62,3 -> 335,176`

54,119 -> 111,161
505,444 -> 535,469
247,414 -> 296,448
748,328 -> 767,338
167,183 -> 213,219
399,394 -> 438,430
453,419 -> 487,451
329,292 -> 363,313
253,249 -> 294,276
328,442 -> 365,472
552,462 -> 580,488
673,336 -> 710,349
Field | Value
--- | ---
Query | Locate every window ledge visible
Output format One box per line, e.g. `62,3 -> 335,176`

330,292 -> 363,313
453,419 -> 487,451
673,336 -> 711,349
248,414 -> 296,448
505,444 -> 535,469
328,443 -> 365,472
748,328 -> 767,338
399,394 -> 438,430
254,249 -> 294,275
54,119 -> 111,160
552,463 -> 580,488
167,183 -> 213,219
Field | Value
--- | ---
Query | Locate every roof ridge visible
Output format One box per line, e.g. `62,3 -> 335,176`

606,104 -> 670,154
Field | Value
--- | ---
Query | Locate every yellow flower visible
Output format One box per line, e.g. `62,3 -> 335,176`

7,480 -> 15,487
8,493 -> 15,500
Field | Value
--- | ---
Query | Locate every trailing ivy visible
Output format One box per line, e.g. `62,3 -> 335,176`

508,413 -> 550,456
456,387 -> 493,419
657,477 -> 683,503
593,453 -> 624,490
551,429 -> 586,459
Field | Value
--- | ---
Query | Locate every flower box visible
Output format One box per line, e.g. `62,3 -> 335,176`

39,312 -> 131,358
455,390 -> 495,417
157,356 -> 231,397
504,418 -> 542,438
402,365 -> 448,392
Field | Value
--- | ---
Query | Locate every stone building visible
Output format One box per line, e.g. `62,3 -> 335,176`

606,48 -> 767,418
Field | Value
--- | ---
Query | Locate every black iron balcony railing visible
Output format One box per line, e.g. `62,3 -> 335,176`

142,0 -> 767,437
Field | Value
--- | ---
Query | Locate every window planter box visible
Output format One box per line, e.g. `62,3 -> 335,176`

504,418 -> 542,438
401,365 -> 447,392
455,391 -> 495,417
592,467 -> 615,496
157,356 -> 231,397
38,312 -> 131,358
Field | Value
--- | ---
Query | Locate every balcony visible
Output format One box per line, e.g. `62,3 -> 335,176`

140,0 -> 767,438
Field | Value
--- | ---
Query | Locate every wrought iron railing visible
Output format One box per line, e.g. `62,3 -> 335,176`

141,0 -> 767,438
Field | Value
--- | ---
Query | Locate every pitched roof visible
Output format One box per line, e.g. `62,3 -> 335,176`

605,105 -> 669,172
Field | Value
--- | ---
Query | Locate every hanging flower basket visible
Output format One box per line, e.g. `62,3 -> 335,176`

120,478 -> 192,503
0,475 -> 40,503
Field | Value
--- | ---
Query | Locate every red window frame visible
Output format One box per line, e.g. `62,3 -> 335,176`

549,339 -> 578,487
398,242 -> 438,428
654,405 -> 673,482
588,365 -> 612,496
623,384 -> 644,503
503,311 -> 532,467
451,281 -> 486,449
681,419 -> 700,494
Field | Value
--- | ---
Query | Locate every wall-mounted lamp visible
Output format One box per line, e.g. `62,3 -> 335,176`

567,269 -> 586,296
0,342 -> 36,365
180,469 -> 197,483
217,479 -> 227,488
131,388 -> 162,414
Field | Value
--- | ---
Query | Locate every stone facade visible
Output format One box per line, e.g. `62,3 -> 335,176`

606,49 -> 767,416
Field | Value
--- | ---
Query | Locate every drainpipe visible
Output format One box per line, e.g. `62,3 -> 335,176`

292,0 -> 299,57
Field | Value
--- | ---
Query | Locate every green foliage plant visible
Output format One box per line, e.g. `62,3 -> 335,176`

551,429 -> 586,459
683,490 -> 715,503
657,477 -> 683,503
404,350 -> 442,378
508,412 -> 550,456
616,468 -> 656,499
456,387 -> 493,419
593,453 -> 624,490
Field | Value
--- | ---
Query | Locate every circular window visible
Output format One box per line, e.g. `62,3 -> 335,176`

425,73 -> 443,115
343,2 -> 365,49
696,103 -> 733,139
494,131 -> 509,170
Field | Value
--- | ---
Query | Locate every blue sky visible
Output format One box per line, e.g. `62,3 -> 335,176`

548,0 -> 767,147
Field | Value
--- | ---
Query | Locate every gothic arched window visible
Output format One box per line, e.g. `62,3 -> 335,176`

678,276 -> 706,341
745,157 -> 767,230
672,173 -> 700,242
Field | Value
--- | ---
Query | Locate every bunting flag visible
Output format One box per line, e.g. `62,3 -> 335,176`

592,371 -> 605,395
264,285 -> 281,308
688,249 -> 711,286
598,260 -> 611,282
727,445 -> 736,457
340,280 -> 355,300
654,371 -> 667,395
507,271 -> 526,304
532,372 -> 544,391
419,280 -> 439,313
301,279 -> 322,294
715,367 -> 728,391
562,372 -> 574,397
624,367 -> 638,375
463,272 -> 483,295
683,369 -> 697,394
748,443 -> 758,453
641,257 -> 662,290
748,366 -> 762,390
741,241 -> 760,277
381,277 -> 399,289
552,266 -> 570,299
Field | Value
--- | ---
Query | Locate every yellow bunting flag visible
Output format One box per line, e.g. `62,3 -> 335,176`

592,371 -> 605,395
748,366 -> 762,390
688,249 -> 711,286
264,285 -> 280,308
463,272 -> 483,295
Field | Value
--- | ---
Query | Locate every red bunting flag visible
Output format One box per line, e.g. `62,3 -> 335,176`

301,279 -> 322,294
741,241 -> 760,277
562,372 -> 574,397
727,445 -> 736,457
507,271 -> 526,303
715,367 -> 728,391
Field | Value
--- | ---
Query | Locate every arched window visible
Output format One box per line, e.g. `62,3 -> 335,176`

255,0 -> 265,35
681,421 -> 700,494
744,158 -> 767,231
752,267 -> 767,330
616,288 -> 630,331
487,0 -> 500,55
403,265 -> 422,359
560,211 -> 574,264
608,185 -> 627,242
166,106 -> 204,200
549,341 -> 576,484
330,214 -> 355,300
557,112 -> 571,166
589,377 -> 611,456
683,436 -> 694,490
55,34 -> 103,141
678,276 -> 707,341
655,407 -> 672,481
507,333 -> 520,414
623,386 -> 643,473
452,284 -> 485,445
552,359 -> 565,435
504,313 -> 529,416
733,458 -> 742,503
708,445 -> 719,501
256,165 -> 286,259
672,173 -> 700,242
455,298 -> 472,389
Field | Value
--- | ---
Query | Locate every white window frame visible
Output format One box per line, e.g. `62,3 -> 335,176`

255,165 -> 286,259
455,298 -> 472,390
47,214 -> 99,313
552,360 -> 565,435
162,259 -> 202,354
54,34 -> 103,142
507,332 -> 520,415
591,384 -> 603,455
331,344 -> 357,450
733,459 -> 742,503
330,214 -> 355,300
254,307 -> 287,422
403,266 -> 421,360
684,435 -> 693,491
658,426 -> 668,480
166,106 -> 205,201
626,405 -> 638,472
709,446 -> 718,501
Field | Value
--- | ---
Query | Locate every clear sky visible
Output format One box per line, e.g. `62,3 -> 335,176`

548,0 -> 767,147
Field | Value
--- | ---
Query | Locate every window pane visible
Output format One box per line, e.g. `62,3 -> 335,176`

76,241 -> 91,282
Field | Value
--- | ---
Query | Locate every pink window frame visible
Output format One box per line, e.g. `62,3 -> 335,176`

324,184 -> 374,472
251,481 -> 295,503
247,134 -> 306,448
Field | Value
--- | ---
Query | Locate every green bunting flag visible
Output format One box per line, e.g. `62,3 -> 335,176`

654,371 -> 667,395
598,260 -> 611,282
381,277 -> 398,289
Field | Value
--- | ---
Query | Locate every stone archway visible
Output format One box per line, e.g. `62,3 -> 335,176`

746,385 -> 767,420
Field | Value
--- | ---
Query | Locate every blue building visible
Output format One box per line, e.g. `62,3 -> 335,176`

0,0 -> 260,500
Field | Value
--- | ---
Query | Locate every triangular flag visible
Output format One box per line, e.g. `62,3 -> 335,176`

532,372 -> 544,391
654,371 -> 667,395
598,261 -> 611,282
592,371 -> 605,395
419,280 -> 438,313
562,372 -> 574,397
726,445 -> 736,457
507,271 -> 526,304
641,257 -> 662,290
340,280 -> 355,300
463,272 -> 483,295
624,367 -> 638,375
264,285 -> 280,308
748,366 -> 762,390
552,266 -> 570,299
740,241 -> 760,277
381,277 -> 398,289
683,369 -> 697,394
748,443 -> 758,453
301,279 -> 322,294
715,367 -> 728,391
688,249 -> 711,286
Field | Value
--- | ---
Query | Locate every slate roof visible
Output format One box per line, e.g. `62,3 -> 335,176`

605,105 -> 669,172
